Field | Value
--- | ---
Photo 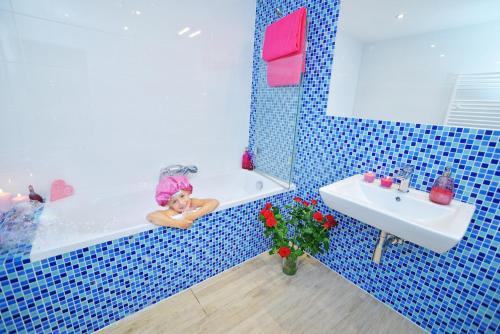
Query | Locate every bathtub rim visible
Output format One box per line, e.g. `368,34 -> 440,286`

29,171 -> 295,262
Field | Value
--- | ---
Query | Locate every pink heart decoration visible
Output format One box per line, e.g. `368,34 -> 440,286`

50,179 -> 74,202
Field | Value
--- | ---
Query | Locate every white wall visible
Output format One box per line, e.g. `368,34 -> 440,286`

0,0 -> 256,196
352,21 -> 500,124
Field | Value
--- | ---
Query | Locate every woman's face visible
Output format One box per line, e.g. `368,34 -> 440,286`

168,190 -> 191,213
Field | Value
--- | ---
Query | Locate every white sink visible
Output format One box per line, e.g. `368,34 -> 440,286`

319,175 -> 475,253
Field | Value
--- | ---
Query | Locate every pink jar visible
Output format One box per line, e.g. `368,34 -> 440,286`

364,172 -> 376,183
380,177 -> 393,188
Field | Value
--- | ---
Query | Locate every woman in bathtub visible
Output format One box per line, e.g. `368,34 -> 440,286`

146,175 -> 219,229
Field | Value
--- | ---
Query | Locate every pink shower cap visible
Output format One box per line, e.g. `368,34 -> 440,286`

155,175 -> 193,206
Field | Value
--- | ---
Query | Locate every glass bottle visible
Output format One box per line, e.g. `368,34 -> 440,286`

242,147 -> 254,170
429,167 -> 454,205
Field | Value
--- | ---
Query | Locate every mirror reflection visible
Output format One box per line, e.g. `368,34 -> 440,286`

327,0 -> 500,129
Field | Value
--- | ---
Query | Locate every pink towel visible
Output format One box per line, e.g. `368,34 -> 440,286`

263,7 -> 307,87
262,7 -> 307,61
267,53 -> 304,87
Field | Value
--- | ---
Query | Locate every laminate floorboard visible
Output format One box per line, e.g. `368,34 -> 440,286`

97,253 -> 425,334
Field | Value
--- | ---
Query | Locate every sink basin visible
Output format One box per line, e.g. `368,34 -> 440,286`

319,175 -> 475,253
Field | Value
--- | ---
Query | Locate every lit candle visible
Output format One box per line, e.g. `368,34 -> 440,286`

11,193 -> 29,206
0,189 -> 13,212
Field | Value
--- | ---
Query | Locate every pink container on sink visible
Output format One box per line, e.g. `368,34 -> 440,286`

380,177 -> 393,188
363,172 -> 376,183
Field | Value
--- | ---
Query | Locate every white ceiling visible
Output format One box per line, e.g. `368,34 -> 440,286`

340,0 -> 500,42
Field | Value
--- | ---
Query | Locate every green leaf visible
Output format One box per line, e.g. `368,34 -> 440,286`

303,228 -> 313,235
260,200 -> 335,259
324,242 -> 330,252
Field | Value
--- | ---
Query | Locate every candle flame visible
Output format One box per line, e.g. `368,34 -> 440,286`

17,193 -> 21,197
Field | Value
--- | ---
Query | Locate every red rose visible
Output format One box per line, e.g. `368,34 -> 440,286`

278,246 -> 291,258
265,216 -> 278,228
326,214 -> 335,222
265,203 -> 272,210
303,200 -> 310,206
311,199 -> 318,205
312,211 -> 323,222
323,219 -> 337,229
260,209 -> 273,218
293,197 -> 302,202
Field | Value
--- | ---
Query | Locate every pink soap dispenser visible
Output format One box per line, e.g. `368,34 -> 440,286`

242,147 -> 254,170
429,167 -> 454,205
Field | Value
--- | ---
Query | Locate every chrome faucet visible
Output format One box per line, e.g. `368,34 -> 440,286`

395,165 -> 414,193
159,165 -> 198,180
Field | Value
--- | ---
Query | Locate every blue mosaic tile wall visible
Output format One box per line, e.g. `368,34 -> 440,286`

250,59 -> 301,184
249,25 -> 303,184
0,192 -> 291,333
250,1 -> 499,333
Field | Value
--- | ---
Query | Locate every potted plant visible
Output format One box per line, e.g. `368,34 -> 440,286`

259,197 -> 337,275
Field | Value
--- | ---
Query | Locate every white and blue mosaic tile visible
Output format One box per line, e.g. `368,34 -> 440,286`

250,59 -> 302,183
250,1 -> 499,333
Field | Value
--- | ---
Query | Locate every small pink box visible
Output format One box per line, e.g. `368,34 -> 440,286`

364,172 -> 376,183
380,177 -> 393,188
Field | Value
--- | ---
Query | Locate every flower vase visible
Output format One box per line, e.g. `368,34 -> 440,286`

282,256 -> 298,276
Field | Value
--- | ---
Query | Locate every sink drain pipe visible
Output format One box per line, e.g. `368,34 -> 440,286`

372,230 -> 404,264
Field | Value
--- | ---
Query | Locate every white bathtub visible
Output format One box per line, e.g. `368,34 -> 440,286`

30,170 -> 293,261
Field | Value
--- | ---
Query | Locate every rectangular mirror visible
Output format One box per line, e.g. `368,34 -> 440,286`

327,0 -> 500,130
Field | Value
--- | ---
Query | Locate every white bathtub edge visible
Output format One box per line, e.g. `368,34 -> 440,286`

29,181 -> 295,262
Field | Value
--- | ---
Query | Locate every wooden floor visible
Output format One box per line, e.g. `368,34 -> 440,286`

97,253 -> 425,334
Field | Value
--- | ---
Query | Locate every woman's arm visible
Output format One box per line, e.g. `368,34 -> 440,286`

183,198 -> 219,221
146,210 -> 193,229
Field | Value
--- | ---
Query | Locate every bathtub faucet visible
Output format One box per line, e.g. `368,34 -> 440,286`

159,165 -> 198,180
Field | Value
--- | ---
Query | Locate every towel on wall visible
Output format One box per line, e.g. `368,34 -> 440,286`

266,53 -> 305,86
262,7 -> 307,61
262,7 -> 307,87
